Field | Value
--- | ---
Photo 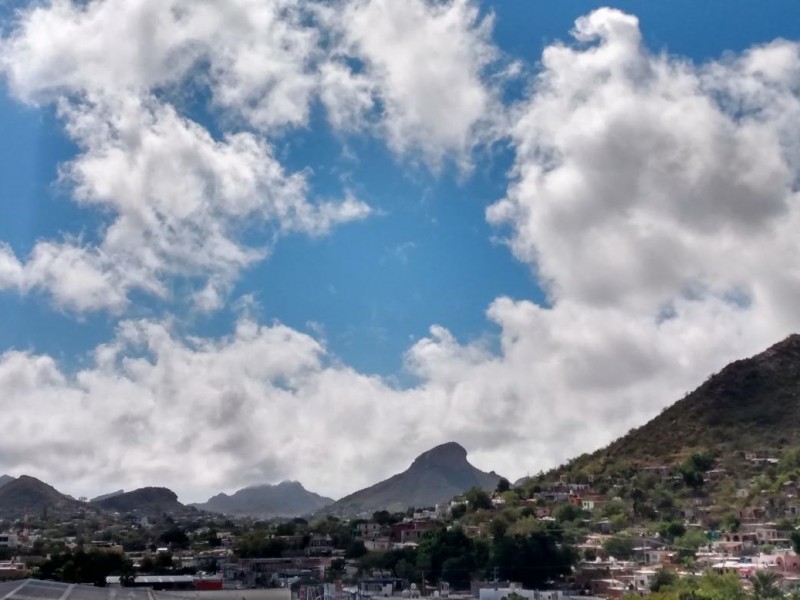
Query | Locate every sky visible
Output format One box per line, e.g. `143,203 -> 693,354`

0,0 -> 799,503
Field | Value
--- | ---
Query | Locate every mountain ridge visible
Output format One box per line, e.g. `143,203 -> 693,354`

193,480 -> 334,518
0,475 -> 87,519
543,333 -> 800,481
90,486 -> 193,516
320,441 -> 502,516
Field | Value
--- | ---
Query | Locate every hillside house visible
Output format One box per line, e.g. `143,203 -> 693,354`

743,523 -> 779,544
632,568 -> 658,593
643,549 -> 673,566
355,522 -> 383,540
363,538 -> 392,551
306,535 -> 334,556
776,552 -> 800,573
392,520 -> 439,544
581,497 -> 607,511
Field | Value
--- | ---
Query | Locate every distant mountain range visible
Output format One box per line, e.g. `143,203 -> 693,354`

193,481 -> 334,518
4,337 -> 800,522
320,441 -> 502,516
0,443 -> 502,520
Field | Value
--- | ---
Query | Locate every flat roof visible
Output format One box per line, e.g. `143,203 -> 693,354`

0,581 -> 290,600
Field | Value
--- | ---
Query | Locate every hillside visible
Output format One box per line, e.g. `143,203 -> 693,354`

194,481 -> 334,518
322,442 -> 502,516
0,475 -> 86,519
90,490 -> 124,502
561,334 -> 800,476
90,487 -> 192,516
0,475 -> 13,489
522,334 -> 800,526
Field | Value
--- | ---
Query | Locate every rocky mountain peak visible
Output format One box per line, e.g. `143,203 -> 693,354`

411,442 -> 469,468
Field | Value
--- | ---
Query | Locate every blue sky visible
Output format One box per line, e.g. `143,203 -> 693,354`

2,0 -> 797,377
0,0 -> 799,499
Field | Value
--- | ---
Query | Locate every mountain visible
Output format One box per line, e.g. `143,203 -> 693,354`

193,481 -> 334,518
91,489 -> 124,502
321,442 -> 502,516
0,475 -> 86,519
544,334 -> 800,485
0,475 -> 14,489
90,487 -> 191,516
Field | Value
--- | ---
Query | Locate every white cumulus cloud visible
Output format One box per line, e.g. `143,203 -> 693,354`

1,7 -> 800,501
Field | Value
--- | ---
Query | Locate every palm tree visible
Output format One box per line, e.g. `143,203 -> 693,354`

751,571 -> 781,600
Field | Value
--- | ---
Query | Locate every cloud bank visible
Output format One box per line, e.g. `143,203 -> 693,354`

0,4 -> 799,500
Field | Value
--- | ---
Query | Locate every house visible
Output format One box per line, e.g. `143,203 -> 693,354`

0,560 -> 28,579
478,585 -> 599,600
392,520 -> 439,544
643,549 -> 673,566
355,521 -> 383,540
776,552 -> 800,573
363,538 -> 392,551
632,568 -> 658,593
719,532 -> 758,548
307,535 -> 334,556
581,497 -> 607,512
0,533 -> 18,550
740,523 -> 779,545
358,577 -> 407,597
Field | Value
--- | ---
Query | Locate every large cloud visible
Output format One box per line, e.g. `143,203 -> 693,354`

0,1 -> 374,312
0,95 -> 369,312
2,0 -> 501,158
1,7 -> 800,501
0,0 -> 502,312
319,0 -> 503,167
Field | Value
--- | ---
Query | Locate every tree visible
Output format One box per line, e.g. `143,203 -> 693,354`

394,558 -> 419,582
791,530 -> 800,554
496,478 -> 511,494
680,467 -> 704,490
650,568 -> 678,593
345,541 -> 367,559
416,527 -> 485,589
675,530 -> 709,561
160,526 -> 189,549
489,532 -> 576,589
275,522 -> 296,536
37,550 -> 132,586
489,518 -> 508,540
723,514 -> 741,533
139,555 -> 155,573
553,503 -> 583,523
751,571 -> 782,600
441,556 -> 472,590
373,510 -> 398,526
602,535 -> 634,560
465,488 -> 492,511
450,504 -> 467,519
688,452 -> 715,472
643,571 -> 747,600
154,551 -> 174,571
658,521 -> 686,542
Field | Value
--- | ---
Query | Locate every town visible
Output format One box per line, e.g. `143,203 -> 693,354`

2,444 -> 800,600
